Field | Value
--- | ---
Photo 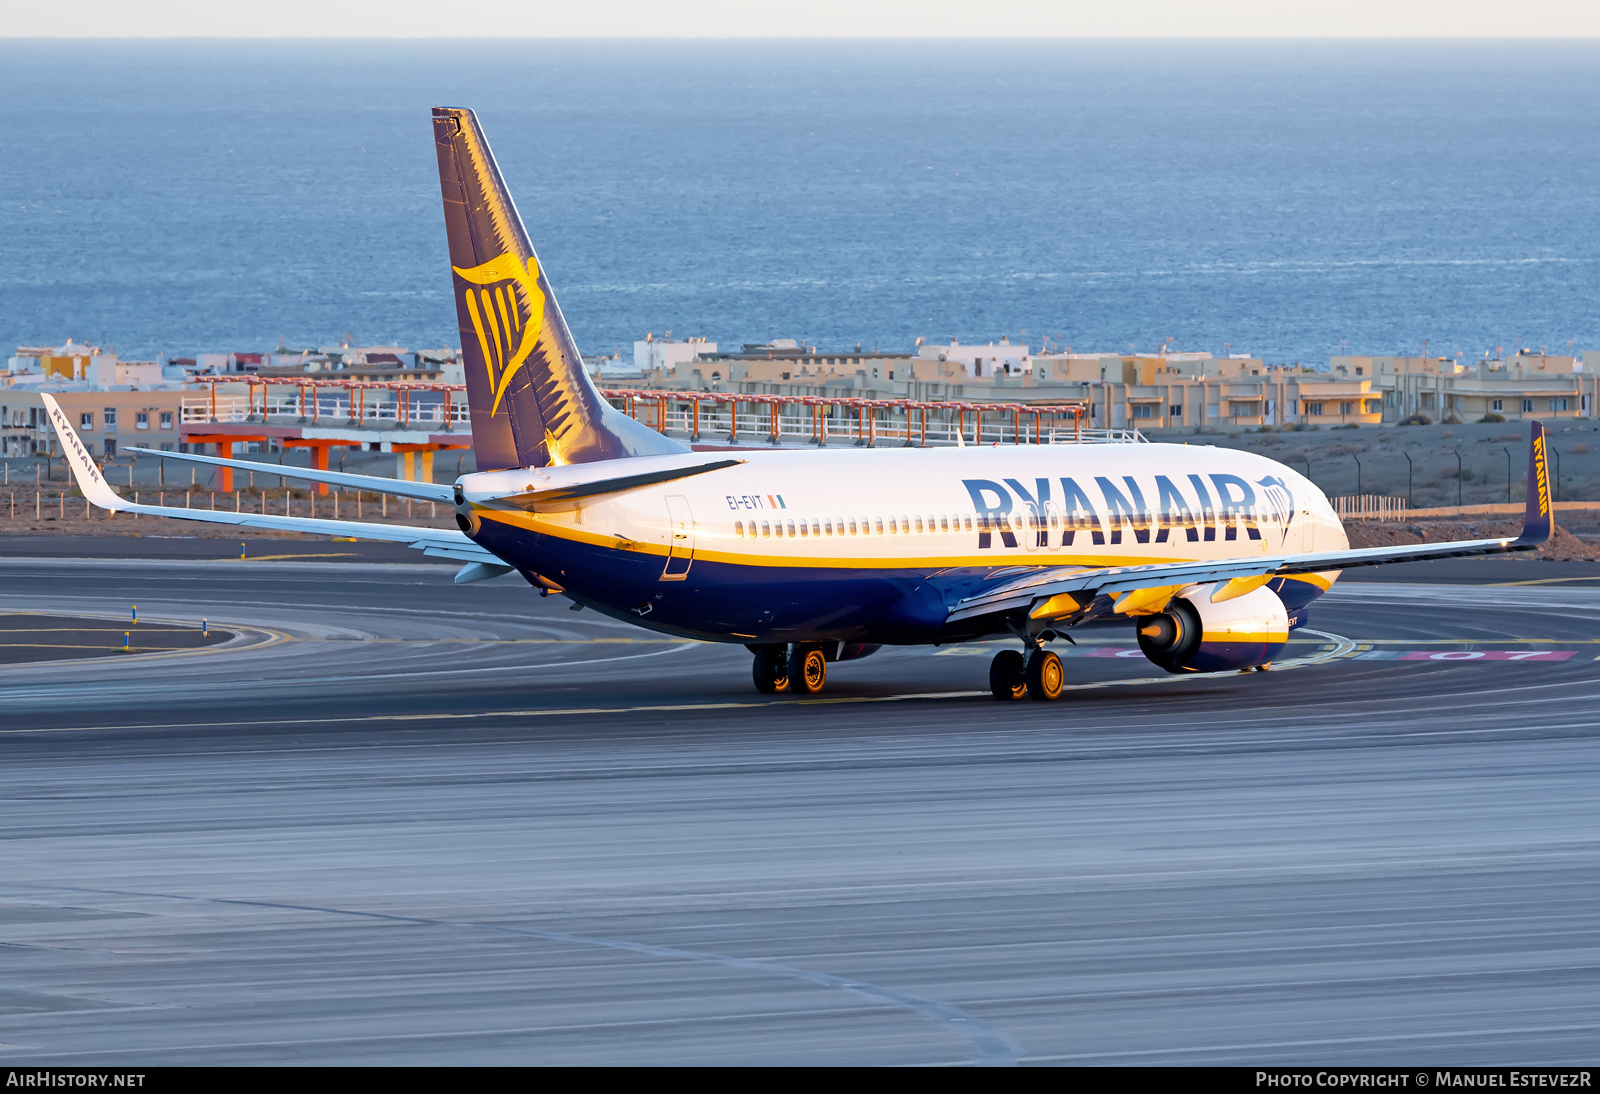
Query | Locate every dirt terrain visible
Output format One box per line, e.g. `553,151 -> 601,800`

1148,419 -> 1600,507
1343,516 -> 1599,560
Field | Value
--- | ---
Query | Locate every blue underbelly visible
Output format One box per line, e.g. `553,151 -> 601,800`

471,522 -> 1334,645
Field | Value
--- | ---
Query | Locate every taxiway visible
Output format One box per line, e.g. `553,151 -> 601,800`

0,551 -> 1596,1065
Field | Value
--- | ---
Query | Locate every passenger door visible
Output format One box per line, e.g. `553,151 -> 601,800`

661,494 -> 695,580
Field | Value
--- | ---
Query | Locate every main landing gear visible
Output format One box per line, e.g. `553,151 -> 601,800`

990,647 -> 1064,701
751,644 -> 827,696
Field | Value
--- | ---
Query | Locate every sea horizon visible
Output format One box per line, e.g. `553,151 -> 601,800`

4,37 -> 1598,363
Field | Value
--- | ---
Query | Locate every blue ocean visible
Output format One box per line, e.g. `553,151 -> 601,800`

3,39 -> 1598,364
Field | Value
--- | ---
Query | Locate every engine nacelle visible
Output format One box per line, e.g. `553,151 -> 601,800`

1135,585 -> 1288,674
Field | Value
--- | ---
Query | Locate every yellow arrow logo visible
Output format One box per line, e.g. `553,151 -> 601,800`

453,253 -> 546,417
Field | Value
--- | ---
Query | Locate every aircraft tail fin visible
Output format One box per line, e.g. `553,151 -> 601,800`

431,107 -> 687,471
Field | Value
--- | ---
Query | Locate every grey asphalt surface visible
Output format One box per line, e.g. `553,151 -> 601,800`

0,552 -> 1596,1065
0,613 -> 227,664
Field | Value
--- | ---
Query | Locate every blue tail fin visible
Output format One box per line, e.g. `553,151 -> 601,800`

432,107 -> 688,471
1515,419 -> 1553,546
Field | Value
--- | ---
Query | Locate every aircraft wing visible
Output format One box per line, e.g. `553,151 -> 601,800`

44,395 -> 502,567
949,419 -> 1554,624
124,446 -> 453,503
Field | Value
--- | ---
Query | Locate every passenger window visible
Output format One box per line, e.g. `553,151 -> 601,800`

762,521 -> 771,537
964,515 -> 973,531
915,517 -> 924,533
875,518 -> 884,534
849,518 -> 857,534
786,520 -> 796,537
901,516 -> 910,533
735,520 -> 744,537
823,519 -> 832,535
812,520 -> 821,536
799,519 -> 808,537
940,516 -> 949,532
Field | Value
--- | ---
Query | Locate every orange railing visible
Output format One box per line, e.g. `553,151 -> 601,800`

184,376 -> 1115,446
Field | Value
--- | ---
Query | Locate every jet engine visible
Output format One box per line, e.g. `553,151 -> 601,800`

1135,584 -> 1288,674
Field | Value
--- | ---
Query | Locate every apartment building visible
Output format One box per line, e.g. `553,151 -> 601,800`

1,389 -> 185,458
1332,351 -> 1591,423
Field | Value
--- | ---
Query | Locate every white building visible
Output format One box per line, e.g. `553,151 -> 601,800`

634,336 -> 716,373
917,337 -> 1031,378
88,357 -> 163,387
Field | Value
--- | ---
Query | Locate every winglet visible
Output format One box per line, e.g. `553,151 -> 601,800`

1515,419 -> 1553,547
41,393 -> 127,512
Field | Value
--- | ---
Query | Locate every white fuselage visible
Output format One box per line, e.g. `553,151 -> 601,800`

463,442 -> 1347,573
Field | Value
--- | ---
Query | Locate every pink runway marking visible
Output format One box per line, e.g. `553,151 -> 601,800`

1397,650 -> 1575,661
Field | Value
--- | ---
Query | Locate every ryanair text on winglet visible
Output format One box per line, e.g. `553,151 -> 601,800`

50,404 -> 103,489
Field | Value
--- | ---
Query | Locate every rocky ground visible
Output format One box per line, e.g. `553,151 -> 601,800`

1343,517 -> 1599,561
1144,419 -> 1600,506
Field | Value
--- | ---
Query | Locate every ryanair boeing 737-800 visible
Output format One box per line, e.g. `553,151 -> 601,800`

47,107 -> 1555,701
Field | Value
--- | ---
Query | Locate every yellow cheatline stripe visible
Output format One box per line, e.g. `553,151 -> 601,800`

1198,631 -> 1287,644
238,553 -> 358,561
475,509 -> 1344,578
1489,575 -> 1600,587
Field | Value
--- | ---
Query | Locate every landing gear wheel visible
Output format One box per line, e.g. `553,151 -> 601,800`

752,645 -> 789,694
1026,649 -> 1064,701
788,645 -> 827,695
989,649 -> 1027,701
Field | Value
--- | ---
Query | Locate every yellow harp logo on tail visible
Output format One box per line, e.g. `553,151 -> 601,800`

453,254 -> 546,417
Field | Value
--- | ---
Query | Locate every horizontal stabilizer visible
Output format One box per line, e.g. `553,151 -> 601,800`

499,458 -> 744,511
125,446 -> 453,503
453,560 -> 514,584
